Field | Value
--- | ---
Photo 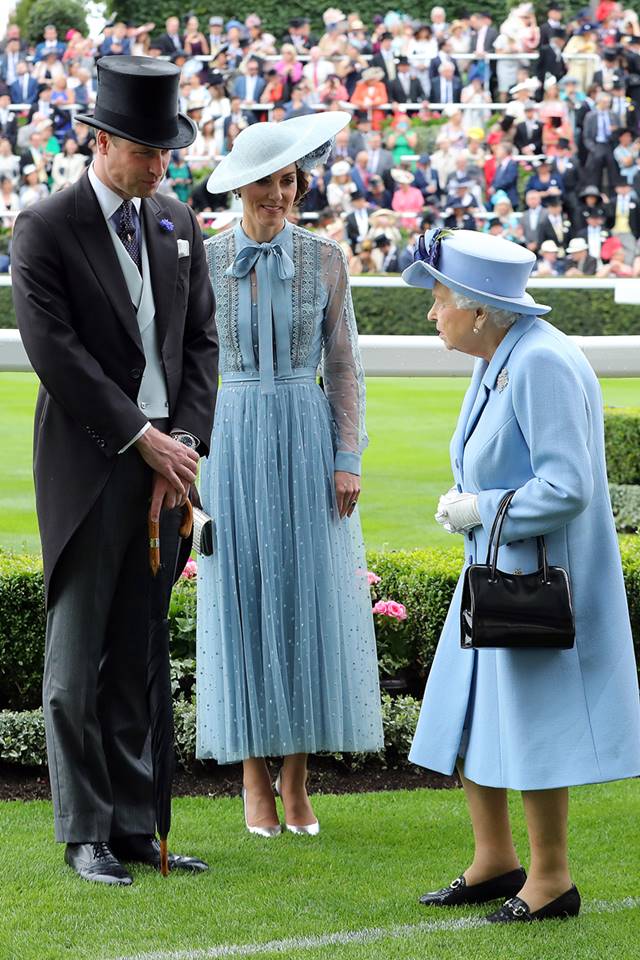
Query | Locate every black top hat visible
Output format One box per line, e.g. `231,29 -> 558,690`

586,206 -> 605,218
397,55 -> 410,65
76,56 -> 196,150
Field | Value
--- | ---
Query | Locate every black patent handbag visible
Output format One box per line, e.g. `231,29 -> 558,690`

460,490 -> 575,650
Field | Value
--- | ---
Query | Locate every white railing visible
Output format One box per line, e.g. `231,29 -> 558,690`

0,275 -> 625,290
2,329 -> 639,377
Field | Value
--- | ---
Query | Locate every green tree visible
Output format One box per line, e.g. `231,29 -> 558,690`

14,0 -> 87,44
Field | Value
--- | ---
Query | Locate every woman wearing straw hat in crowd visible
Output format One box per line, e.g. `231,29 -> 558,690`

327,159 -> 357,212
391,167 -> 425,230
368,207 -> 402,247
402,227 -> 640,923
197,112 -> 383,837
351,66 -> 388,130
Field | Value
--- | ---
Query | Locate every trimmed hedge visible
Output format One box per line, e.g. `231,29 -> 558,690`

605,408 -> 640,486
0,692 -> 423,770
0,708 -> 47,766
2,537 -> 639,712
4,285 -> 640,337
0,553 -> 45,711
610,486 -> 640,534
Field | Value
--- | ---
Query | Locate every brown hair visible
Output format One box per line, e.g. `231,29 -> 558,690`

295,166 -> 310,204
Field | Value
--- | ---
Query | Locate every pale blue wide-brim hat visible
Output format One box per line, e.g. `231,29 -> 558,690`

207,111 -> 352,194
402,228 -> 551,316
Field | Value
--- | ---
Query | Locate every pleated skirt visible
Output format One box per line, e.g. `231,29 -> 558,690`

196,378 -> 383,763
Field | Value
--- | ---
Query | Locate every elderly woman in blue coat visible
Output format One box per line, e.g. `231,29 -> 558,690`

402,229 -> 640,923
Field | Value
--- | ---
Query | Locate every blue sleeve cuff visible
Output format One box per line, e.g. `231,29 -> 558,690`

334,451 -> 361,475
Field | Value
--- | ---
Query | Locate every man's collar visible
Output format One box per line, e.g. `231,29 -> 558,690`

88,163 -> 142,222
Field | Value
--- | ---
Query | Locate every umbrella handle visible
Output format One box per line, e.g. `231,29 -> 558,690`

160,837 -> 169,877
149,517 -> 160,577
149,498 -> 193,576
180,498 -> 193,538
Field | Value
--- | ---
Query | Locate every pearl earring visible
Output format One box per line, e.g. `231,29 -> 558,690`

473,325 -> 480,334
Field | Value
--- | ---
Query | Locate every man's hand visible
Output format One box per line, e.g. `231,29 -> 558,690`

149,472 -> 187,523
335,470 -> 360,520
135,426 -> 199,495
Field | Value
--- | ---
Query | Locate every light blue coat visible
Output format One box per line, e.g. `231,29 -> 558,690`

409,315 -> 640,790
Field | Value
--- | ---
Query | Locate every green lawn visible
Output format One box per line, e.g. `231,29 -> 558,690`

1,783 -> 638,960
1,374 -> 639,555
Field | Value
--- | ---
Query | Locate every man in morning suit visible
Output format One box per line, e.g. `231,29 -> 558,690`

12,57 -> 219,887
582,93 -> 621,191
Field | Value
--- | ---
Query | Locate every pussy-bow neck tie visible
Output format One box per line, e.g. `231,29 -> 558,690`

227,241 -> 295,394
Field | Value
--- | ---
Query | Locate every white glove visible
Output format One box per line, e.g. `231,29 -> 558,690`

435,488 -> 481,535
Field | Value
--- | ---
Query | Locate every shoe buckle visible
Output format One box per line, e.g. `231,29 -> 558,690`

509,901 -> 528,917
450,877 -> 463,889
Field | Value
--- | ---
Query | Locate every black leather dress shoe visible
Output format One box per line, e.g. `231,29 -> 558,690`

419,867 -> 527,907
486,885 -> 581,923
65,842 -> 133,886
110,835 -> 209,872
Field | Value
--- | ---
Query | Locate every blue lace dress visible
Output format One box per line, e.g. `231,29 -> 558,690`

196,221 -> 383,763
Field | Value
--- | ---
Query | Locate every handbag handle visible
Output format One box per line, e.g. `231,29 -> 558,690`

486,490 -> 550,584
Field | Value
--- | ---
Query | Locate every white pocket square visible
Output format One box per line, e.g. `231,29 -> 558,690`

177,239 -> 190,258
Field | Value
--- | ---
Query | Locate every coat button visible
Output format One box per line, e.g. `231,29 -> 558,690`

130,368 -> 142,380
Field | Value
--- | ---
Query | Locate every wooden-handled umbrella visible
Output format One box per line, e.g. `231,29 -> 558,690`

147,499 -> 193,876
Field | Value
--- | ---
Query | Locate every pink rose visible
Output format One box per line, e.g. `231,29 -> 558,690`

372,600 -> 389,616
386,600 -> 408,621
181,558 -> 198,579
367,570 -> 382,586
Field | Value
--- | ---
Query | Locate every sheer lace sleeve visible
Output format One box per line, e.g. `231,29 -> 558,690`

320,239 -> 368,475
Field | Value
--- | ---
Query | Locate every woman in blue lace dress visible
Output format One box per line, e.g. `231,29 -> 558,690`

197,113 -> 383,836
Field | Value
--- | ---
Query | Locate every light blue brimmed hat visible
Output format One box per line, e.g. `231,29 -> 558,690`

402,228 -> 551,316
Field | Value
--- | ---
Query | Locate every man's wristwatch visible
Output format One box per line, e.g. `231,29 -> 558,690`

171,431 -> 199,451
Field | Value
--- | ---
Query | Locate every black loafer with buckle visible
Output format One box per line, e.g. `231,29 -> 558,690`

486,885 -> 581,923
419,867 -> 527,907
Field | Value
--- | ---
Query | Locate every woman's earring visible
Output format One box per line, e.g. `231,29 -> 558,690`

473,325 -> 480,334
233,190 -> 240,199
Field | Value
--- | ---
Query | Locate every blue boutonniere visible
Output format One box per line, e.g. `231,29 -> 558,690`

159,218 -> 174,233
414,228 -> 454,269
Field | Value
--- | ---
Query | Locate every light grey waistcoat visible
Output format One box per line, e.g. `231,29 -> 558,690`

110,219 -> 169,419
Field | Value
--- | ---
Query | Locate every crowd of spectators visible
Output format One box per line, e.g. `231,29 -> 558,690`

1,4 -> 640,277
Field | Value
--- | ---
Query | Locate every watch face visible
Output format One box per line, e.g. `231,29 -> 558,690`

175,433 -> 197,449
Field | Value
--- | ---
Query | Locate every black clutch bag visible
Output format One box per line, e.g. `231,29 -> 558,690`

460,490 -> 575,650
192,506 -> 214,556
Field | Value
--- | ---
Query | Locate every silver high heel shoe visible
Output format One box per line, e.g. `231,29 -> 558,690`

274,772 -> 320,836
241,787 -> 281,838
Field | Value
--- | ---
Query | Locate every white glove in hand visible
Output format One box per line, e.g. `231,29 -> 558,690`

435,488 -> 481,535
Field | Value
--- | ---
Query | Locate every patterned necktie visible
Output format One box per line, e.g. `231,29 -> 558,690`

118,200 -> 141,272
